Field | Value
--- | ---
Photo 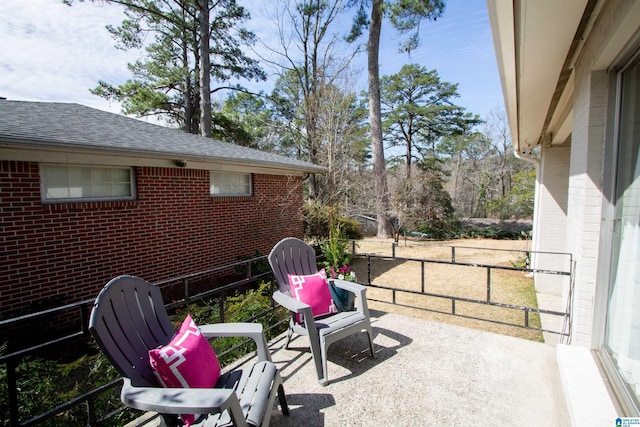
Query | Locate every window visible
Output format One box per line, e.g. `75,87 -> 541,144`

210,171 -> 252,196
40,164 -> 135,202
601,53 -> 640,414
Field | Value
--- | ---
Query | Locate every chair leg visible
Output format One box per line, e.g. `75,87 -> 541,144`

366,324 -> 376,358
307,334 -> 327,385
284,326 -> 294,349
319,339 -> 329,386
278,383 -> 290,416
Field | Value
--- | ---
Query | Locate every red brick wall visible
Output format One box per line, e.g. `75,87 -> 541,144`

0,161 -> 304,318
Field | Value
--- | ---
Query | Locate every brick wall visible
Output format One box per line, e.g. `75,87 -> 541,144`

0,161 -> 304,318
564,0 -> 640,349
566,68 -> 608,347
533,144 -> 571,301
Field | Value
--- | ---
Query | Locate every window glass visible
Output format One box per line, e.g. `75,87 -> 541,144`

41,164 -> 134,202
603,56 -> 640,413
210,171 -> 251,196
43,165 -> 70,199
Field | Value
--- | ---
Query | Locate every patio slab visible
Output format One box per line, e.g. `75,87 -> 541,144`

127,310 -> 572,426
266,309 -> 570,426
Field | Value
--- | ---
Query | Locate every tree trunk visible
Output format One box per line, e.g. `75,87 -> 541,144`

453,144 -> 462,207
406,135 -> 412,182
306,98 -> 319,199
198,0 -> 212,137
368,0 -> 391,238
182,32 -> 195,134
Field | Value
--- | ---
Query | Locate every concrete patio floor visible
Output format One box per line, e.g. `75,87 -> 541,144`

129,309 -> 620,426
266,309 -> 569,426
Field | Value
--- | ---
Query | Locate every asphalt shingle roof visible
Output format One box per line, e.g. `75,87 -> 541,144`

0,100 -> 324,173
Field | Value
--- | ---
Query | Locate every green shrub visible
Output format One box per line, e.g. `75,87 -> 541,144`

416,216 -> 463,240
510,253 -> 530,269
304,203 -> 363,240
0,349 -> 131,427
413,218 -> 534,241
0,281 -> 288,426
234,250 -> 270,276
170,281 -> 288,366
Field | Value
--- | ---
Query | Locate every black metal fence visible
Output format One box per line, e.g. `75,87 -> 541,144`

352,241 -> 574,341
0,255 -> 280,427
1,242 -> 574,426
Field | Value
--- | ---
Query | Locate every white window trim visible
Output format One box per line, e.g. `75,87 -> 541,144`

40,164 -> 136,203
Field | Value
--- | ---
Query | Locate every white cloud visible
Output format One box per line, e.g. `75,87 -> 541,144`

0,0 -> 136,113
0,0 -> 505,120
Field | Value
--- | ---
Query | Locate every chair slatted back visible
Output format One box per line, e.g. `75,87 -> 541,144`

89,275 -> 176,387
268,238 -> 318,294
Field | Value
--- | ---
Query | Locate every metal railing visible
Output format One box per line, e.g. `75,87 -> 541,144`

0,255 -> 281,427
352,241 -> 574,341
1,242 -> 575,426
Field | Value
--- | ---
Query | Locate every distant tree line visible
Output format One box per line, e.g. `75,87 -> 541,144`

79,0 -> 534,237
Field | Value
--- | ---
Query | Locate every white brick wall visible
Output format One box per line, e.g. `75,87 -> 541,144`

565,67 -> 608,347
561,0 -> 640,347
533,144 -> 571,300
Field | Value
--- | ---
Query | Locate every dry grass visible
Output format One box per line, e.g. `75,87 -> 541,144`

350,238 -> 544,342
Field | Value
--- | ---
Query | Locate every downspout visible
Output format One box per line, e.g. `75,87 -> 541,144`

514,148 -> 540,280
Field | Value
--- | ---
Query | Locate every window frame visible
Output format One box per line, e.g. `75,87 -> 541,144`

39,164 -> 137,203
596,49 -> 640,416
210,171 -> 253,197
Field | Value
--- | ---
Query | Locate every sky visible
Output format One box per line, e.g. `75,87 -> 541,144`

0,0 -> 505,121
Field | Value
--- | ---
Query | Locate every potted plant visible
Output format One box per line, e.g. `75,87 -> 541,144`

319,223 -> 356,311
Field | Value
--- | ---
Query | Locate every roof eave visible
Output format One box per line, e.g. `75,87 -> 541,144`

0,137 -> 326,176
487,0 -> 593,155
487,0 -> 520,153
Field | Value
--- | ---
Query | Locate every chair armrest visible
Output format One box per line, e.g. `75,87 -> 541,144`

329,279 -> 369,315
273,291 -> 313,315
199,323 -> 271,362
121,379 -> 247,426
273,290 -> 314,326
200,322 -> 263,337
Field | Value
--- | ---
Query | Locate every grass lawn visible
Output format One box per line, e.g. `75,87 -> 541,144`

350,238 -> 545,342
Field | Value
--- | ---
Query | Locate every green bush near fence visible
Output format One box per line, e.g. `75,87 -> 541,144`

171,281 -> 289,365
304,202 -> 363,240
0,349 -> 127,427
0,280 -> 287,426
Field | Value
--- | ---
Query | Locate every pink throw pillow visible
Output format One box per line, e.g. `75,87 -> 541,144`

288,269 -> 337,323
149,315 -> 221,426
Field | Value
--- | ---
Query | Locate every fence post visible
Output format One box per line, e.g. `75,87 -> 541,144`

421,261 -> 425,293
80,303 -> 90,336
486,267 -> 491,302
392,242 -> 396,258
184,277 -> 190,306
219,291 -> 225,323
7,358 -> 20,427
87,396 -> 97,427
